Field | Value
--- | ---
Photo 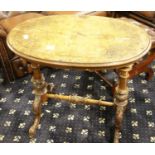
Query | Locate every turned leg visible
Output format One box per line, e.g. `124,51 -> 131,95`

29,64 -> 48,138
113,65 -> 132,143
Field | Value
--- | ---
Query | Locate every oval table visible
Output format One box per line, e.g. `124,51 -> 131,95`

7,15 -> 151,143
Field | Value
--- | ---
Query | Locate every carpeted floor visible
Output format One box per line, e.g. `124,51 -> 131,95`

0,66 -> 155,143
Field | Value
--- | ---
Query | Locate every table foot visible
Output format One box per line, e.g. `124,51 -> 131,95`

114,105 -> 126,143
113,65 -> 132,143
29,95 -> 42,138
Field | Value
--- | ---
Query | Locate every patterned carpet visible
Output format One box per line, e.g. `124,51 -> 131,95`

0,66 -> 155,143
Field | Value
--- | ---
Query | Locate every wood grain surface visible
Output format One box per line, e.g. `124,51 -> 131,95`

7,15 -> 151,69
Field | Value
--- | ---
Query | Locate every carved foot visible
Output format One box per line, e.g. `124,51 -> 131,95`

114,106 -> 126,143
29,95 -> 42,138
114,129 -> 120,143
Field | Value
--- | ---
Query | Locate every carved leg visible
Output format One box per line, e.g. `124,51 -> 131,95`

113,65 -> 132,143
29,64 -> 48,138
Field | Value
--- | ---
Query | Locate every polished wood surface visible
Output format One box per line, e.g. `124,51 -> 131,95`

7,15 -> 151,69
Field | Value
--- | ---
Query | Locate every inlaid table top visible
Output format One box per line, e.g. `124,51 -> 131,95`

7,15 -> 151,69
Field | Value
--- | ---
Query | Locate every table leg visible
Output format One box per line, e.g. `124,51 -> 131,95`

29,64 -> 48,138
113,65 -> 132,143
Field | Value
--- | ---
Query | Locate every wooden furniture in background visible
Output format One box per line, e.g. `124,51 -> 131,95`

0,12 -> 43,81
7,15 -> 151,142
113,11 -> 155,28
112,12 -> 155,80
0,11 -> 108,82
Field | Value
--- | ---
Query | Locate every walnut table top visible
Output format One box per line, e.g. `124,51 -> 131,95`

7,15 -> 151,69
